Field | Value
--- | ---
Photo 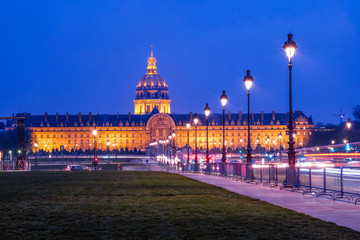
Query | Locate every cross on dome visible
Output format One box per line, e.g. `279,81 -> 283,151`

147,45 -> 157,74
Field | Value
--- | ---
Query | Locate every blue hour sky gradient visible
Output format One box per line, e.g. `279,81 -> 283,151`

1,0 -> 360,124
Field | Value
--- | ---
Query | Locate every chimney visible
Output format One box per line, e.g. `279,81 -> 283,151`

228,111 -> 231,120
89,112 -> 92,121
45,112 -> 48,122
251,111 -> 254,120
272,111 -> 276,121
128,112 -> 131,121
261,111 -> 264,121
78,112 -> 81,122
238,111 -> 242,120
66,112 -> 69,121
56,112 -> 58,122
190,112 -> 193,122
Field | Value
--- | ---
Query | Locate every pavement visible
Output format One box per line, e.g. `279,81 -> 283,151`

176,172 -> 360,232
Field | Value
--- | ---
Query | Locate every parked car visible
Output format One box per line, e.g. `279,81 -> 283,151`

65,165 -> 91,171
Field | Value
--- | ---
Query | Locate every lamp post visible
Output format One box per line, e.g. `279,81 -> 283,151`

106,140 -> 110,156
168,135 -> 172,163
172,130 -> 176,161
243,70 -> 254,179
186,121 -> 191,164
33,143 -> 38,166
346,118 -> 352,141
266,136 -> 270,161
166,139 -> 169,163
279,133 -> 282,162
204,103 -> 211,163
283,33 -> 297,185
193,113 -> 199,164
220,90 -> 228,162
92,129 -> 98,170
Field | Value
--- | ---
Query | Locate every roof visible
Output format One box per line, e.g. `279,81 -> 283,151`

6,111 -> 313,128
170,111 -> 313,126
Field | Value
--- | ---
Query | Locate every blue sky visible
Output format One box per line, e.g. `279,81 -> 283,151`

1,0 -> 359,124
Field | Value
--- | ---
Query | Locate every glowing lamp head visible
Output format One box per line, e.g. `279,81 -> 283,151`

168,135 -> 172,140
34,143 -> 38,147
331,140 -> 335,144
92,129 -> 98,136
256,138 -> 259,143
186,121 -> 191,129
193,113 -> 199,125
172,130 -> 176,138
243,70 -> 254,91
220,90 -> 228,107
283,33 -> 297,61
106,141 -> 110,146
204,103 -> 210,117
279,133 -> 282,139
346,118 -> 352,130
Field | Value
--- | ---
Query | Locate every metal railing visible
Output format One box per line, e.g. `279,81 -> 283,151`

0,160 -> 31,171
181,163 -> 360,205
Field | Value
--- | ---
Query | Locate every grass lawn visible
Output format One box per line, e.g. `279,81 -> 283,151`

0,171 -> 359,239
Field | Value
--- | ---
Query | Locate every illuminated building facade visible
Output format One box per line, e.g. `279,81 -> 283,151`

7,48 -> 314,153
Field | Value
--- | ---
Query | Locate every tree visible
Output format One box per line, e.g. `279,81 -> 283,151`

353,105 -> 360,121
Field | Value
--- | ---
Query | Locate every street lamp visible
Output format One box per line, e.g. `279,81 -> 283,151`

346,118 -> 352,141
186,120 -> 191,164
283,33 -> 297,185
172,130 -> 176,160
193,113 -> 199,164
331,140 -> 335,145
220,90 -> 228,162
92,129 -> 98,170
243,70 -> 254,179
168,135 -> 172,163
34,142 -> 38,166
279,133 -> 282,162
204,103 -> 211,163
166,139 -> 170,163
266,136 -> 270,161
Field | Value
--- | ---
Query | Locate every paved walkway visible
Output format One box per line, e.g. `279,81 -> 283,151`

177,172 -> 360,232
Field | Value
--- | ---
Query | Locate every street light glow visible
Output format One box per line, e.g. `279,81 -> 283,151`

243,70 -> 254,91
283,33 -> 297,61
186,121 -> 191,129
193,113 -> 199,125
92,129 -> 98,136
204,103 -> 210,117
346,118 -> 352,130
220,90 -> 228,107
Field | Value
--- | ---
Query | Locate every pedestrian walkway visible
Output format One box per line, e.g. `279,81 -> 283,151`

178,172 -> 360,232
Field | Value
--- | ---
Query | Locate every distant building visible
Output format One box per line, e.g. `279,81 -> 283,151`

6,47 -> 314,152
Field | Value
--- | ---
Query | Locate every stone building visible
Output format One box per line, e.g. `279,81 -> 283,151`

6,47 -> 314,153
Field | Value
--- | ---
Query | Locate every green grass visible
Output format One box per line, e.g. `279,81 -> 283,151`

0,171 -> 359,239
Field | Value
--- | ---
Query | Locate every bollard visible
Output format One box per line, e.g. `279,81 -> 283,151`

323,168 -> 327,193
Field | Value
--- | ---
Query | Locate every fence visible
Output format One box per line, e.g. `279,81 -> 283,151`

182,163 -> 360,204
0,160 -> 31,171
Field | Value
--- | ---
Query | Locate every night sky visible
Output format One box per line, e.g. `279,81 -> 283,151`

1,0 -> 359,124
